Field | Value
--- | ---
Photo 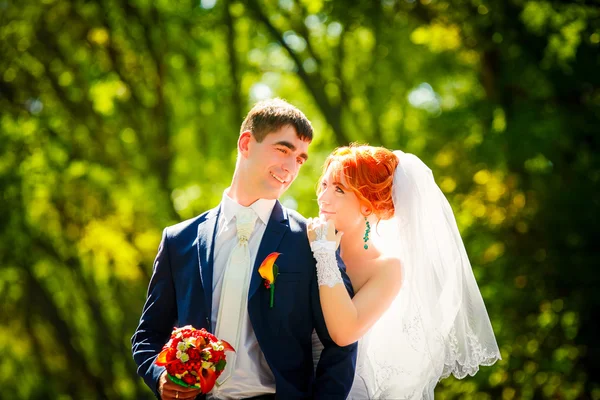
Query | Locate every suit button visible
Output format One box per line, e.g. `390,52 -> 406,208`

205,317 -> 210,326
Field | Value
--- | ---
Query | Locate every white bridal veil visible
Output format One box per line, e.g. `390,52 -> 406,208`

363,151 -> 501,399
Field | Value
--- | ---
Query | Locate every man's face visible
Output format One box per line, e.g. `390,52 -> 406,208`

241,124 -> 309,200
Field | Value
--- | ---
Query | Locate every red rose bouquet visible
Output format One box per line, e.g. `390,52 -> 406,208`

155,325 -> 235,393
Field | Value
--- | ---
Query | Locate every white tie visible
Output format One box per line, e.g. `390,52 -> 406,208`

215,208 -> 257,385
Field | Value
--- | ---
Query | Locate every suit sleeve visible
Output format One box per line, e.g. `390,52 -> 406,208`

311,250 -> 358,399
131,228 -> 178,399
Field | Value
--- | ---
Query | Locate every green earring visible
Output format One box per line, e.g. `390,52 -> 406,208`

363,216 -> 371,250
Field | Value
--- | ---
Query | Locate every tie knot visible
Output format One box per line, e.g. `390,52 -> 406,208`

235,208 -> 256,243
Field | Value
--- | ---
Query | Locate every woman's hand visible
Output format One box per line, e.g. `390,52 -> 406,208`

306,217 -> 344,289
307,217 -> 343,248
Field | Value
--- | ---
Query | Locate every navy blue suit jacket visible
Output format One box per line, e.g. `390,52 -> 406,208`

132,201 -> 357,399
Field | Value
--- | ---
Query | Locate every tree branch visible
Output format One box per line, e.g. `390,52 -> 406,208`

224,0 -> 244,125
245,0 -> 349,144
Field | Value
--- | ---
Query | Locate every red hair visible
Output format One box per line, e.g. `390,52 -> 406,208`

319,144 -> 399,220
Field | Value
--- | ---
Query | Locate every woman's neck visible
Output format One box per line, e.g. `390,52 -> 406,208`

339,225 -> 381,267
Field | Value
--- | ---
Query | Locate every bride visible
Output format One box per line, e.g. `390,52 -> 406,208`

309,144 -> 501,399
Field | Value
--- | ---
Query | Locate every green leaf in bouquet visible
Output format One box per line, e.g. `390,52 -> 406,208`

167,374 -> 200,389
215,359 -> 226,372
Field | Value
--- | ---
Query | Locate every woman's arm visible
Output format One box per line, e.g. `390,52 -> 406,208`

308,219 -> 403,346
319,259 -> 402,346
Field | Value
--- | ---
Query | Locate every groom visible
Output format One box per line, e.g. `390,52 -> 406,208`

132,99 -> 357,400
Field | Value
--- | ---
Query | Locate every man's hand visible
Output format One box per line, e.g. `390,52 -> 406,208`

307,217 -> 342,248
158,371 -> 202,400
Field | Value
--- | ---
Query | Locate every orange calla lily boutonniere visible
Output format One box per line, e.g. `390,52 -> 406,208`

258,252 -> 281,308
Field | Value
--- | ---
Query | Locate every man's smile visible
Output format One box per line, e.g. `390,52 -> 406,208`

270,172 -> 287,184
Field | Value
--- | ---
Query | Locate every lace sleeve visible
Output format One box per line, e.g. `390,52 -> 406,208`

311,240 -> 343,288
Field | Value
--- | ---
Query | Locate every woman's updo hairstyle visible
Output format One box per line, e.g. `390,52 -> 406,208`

318,144 -> 399,220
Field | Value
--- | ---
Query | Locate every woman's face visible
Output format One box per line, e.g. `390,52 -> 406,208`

317,164 -> 364,233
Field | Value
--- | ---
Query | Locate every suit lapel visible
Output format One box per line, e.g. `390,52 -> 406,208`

248,201 -> 288,299
197,205 -> 221,327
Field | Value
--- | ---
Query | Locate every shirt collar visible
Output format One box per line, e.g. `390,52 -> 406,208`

221,189 -> 276,226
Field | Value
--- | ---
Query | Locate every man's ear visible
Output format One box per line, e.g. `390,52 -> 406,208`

238,131 -> 253,157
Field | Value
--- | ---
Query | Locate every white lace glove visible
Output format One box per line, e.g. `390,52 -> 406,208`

307,218 -> 343,288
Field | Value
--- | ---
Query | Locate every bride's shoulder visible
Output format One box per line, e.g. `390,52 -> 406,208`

376,254 -> 402,268
360,255 -> 402,295
375,255 -> 403,280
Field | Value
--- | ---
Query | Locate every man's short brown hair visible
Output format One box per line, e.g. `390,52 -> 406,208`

240,98 -> 313,142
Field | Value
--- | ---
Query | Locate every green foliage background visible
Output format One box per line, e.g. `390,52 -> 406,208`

1,0 -> 599,398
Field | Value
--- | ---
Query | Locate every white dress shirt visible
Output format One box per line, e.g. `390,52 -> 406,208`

208,190 -> 277,400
